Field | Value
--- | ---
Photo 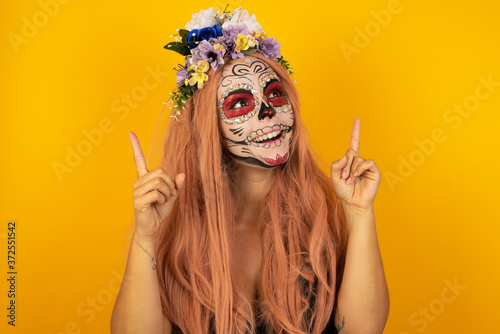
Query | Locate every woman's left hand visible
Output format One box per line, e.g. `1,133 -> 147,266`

330,118 -> 382,213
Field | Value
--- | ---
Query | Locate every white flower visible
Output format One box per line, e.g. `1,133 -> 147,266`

185,8 -> 218,30
221,7 -> 263,33
226,7 -> 242,22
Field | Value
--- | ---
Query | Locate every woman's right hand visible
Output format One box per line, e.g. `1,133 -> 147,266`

128,131 -> 185,242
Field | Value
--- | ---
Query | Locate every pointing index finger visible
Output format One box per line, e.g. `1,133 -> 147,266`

128,131 -> 149,178
350,117 -> 360,153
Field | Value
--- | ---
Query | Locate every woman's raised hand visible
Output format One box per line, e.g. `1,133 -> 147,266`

128,131 -> 185,241
330,118 -> 381,213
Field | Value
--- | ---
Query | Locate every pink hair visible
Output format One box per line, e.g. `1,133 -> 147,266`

155,52 -> 348,334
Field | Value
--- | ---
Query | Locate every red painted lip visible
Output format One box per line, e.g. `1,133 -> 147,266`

263,152 -> 289,166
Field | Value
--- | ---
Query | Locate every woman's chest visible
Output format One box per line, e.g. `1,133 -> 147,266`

230,227 -> 264,301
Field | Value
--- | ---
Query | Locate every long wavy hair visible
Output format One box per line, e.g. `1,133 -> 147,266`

155,52 -> 348,334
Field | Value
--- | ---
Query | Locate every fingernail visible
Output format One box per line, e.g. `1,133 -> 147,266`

354,170 -> 359,176
342,171 -> 347,179
340,156 -> 347,163
347,177 -> 352,184
172,188 -> 178,195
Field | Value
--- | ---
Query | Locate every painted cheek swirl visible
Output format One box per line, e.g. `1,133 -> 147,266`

223,93 -> 255,118
265,81 -> 288,107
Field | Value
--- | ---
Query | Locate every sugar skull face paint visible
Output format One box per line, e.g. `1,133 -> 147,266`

217,55 -> 294,168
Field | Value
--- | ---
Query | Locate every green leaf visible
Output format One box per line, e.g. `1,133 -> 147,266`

179,29 -> 189,43
164,42 -> 190,56
241,48 -> 257,55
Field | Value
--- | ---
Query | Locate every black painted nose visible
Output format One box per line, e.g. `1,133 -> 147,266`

258,102 -> 275,120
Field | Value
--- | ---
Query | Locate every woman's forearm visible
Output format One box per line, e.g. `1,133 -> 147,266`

334,206 -> 389,333
111,234 -> 171,334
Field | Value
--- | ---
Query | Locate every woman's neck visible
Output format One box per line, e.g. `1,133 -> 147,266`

231,163 -> 275,227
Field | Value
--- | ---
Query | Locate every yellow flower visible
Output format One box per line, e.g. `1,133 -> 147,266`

173,63 -> 183,71
213,43 -> 225,51
196,60 -> 210,73
188,69 -> 208,89
184,78 -> 189,86
235,33 -> 249,52
254,31 -> 266,39
247,36 -> 257,48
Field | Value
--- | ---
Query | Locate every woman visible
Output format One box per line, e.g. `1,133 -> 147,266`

111,7 -> 389,334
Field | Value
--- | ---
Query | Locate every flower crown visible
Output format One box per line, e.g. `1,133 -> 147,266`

164,6 -> 295,120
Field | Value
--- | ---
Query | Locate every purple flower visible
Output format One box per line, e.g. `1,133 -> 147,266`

220,37 -> 235,56
220,25 -> 250,59
176,67 -> 188,85
258,37 -> 281,59
228,46 -> 244,59
222,39 -> 244,59
222,24 -> 249,39
191,40 -> 226,71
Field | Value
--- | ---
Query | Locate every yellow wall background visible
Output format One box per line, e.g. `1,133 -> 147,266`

1,0 -> 498,333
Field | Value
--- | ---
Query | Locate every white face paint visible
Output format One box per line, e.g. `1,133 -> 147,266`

217,55 -> 294,168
